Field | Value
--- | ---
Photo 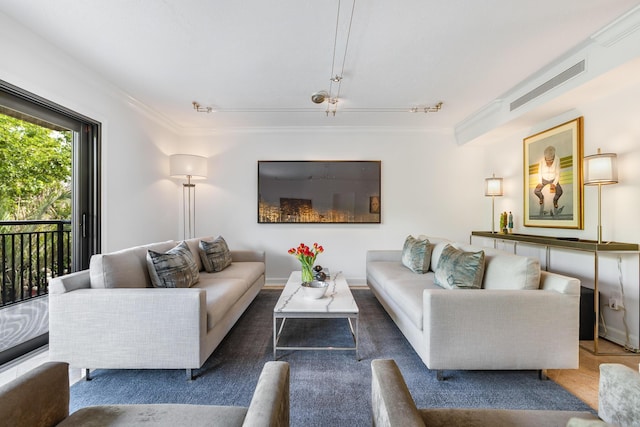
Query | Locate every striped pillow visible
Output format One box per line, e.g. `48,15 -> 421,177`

146,241 -> 199,288
198,236 -> 232,273
434,244 -> 485,289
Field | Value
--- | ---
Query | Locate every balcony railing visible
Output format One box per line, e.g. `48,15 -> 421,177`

0,220 -> 71,307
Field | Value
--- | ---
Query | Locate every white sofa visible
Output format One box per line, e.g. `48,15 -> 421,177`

48,236 -> 265,380
366,236 -> 580,378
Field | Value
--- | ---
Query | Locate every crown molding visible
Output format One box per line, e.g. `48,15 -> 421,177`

591,5 -> 640,47
177,125 -> 454,137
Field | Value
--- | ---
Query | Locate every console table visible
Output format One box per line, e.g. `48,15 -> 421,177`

471,231 -> 639,355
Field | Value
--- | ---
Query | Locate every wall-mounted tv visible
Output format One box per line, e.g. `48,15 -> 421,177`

258,161 -> 381,224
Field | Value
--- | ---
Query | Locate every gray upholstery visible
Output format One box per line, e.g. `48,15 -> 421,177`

49,238 -> 265,374
366,237 -> 580,372
598,363 -> 640,426
371,359 -> 600,427
0,361 -> 289,427
0,361 -> 69,427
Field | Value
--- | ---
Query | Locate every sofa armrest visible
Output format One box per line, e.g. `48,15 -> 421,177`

367,250 -> 402,263
49,270 -> 91,294
371,359 -> 425,427
423,288 -> 579,369
598,363 -> 640,426
0,362 -> 69,427
539,270 -> 580,294
231,250 -> 266,263
243,361 -> 290,427
49,288 -> 206,368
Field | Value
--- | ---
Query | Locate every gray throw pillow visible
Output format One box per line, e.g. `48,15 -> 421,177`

199,236 -> 232,273
434,244 -> 485,289
401,235 -> 432,274
146,241 -> 200,288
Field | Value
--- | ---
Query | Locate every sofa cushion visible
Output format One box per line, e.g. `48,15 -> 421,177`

199,236 -> 233,273
62,404 -> 248,427
455,244 -> 541,290
384,278 -> 439,331
146,241 -> 200,288
89,240 -> 176,289
202,262 -> 265,292
195,277 -> 250,330
434,244 -> 485,289
368,261 -> 427,294
401,235 -> 432,274
183,236 -> 214,272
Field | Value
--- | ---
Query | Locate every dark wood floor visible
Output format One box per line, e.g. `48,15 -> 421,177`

546,339 -> 640,410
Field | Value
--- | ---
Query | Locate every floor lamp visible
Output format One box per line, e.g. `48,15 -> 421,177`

170,154 -> 208,239
584,148 -> 618,244
484,174 -> 503,233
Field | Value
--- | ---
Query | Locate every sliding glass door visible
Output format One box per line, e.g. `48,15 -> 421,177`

0,80 -> 100,364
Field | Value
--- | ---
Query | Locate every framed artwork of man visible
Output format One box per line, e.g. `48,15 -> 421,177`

523,117 -> 584,229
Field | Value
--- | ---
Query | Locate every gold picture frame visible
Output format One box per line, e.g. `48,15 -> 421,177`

523,117 -> 583,229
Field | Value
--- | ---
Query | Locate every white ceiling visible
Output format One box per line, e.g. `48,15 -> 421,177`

1,0 -> 639,132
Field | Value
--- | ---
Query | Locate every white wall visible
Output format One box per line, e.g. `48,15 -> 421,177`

0,12 -> 179,252
180,129 -> 487,284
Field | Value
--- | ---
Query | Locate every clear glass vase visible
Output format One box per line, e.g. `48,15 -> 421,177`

301,263 -> 314,284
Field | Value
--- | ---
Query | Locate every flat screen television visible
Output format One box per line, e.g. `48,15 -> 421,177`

258,160 -> 381,224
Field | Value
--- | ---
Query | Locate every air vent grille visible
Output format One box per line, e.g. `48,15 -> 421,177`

510,60 -> 585,111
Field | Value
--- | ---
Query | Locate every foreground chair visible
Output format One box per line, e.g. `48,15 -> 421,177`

371,359 -> 640,427
0,361 -> 289,427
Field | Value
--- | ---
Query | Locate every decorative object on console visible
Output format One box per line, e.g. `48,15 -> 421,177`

583,148 -> 618,244
523,117 -> 583,229
484,173 -> 503,233
288,242 -> 324,284
170,154 -> 208,239
500,211 -> 508,233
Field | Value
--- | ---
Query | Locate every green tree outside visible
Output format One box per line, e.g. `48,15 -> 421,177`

0,113 -> 72,305
0,113 -> 72,222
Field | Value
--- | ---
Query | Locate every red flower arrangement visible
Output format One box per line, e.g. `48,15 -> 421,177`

288,242 -> 324,283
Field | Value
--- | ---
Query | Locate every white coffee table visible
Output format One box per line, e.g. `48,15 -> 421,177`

273,270 -> 359,360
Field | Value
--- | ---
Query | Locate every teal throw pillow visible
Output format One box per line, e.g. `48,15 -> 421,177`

401,235 -> 432,274
146,241 -> 199,288
434,244 -> 485,289
199,236 -> 232,273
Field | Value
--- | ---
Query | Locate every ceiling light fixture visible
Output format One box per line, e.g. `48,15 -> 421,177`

409,102 -> 444,113
312,0 -> 356,117
311,91 -> 329,104
192,101 -> 213,113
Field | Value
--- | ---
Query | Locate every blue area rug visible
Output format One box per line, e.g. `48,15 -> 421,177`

70,289 -> 593,426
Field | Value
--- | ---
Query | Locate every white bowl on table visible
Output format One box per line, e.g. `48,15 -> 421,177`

301,280 -> 329,299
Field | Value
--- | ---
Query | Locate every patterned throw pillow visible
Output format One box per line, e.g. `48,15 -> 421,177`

401,235 -> 432,274
199,236 -> 232,273
146,241 -> 200,288
434,244 -> 485,289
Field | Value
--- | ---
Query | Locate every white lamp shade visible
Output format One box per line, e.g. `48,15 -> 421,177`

170,154 -> 208,179
584,151 -> 617,185
484,176 -> 503,196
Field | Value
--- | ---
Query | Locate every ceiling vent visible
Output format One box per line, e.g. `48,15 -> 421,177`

510,60 -> 586,111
